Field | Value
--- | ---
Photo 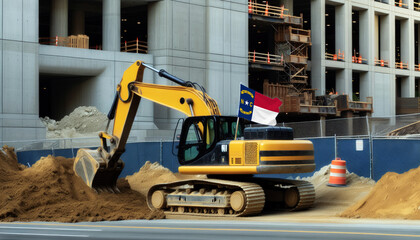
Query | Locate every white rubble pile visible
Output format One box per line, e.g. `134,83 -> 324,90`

41,106 -> 108,139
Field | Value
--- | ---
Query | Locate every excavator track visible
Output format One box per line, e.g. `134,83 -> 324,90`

147,178 -> 315,217
277,179 -> 315,211
147,179 -> 265,217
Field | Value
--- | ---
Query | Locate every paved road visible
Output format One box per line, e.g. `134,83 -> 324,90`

1,219 -> 420,240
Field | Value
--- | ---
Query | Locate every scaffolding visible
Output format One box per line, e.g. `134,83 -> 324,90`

248,1 -> 310,88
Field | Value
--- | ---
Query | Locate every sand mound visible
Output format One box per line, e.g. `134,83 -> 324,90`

41,106 -> 107,138
127,161 -> 180,196
341,165 -> 420,219
0,146 -> 164,222
127,161 -> 206,196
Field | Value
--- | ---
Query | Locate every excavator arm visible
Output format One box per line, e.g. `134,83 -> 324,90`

73,60 -> 220,191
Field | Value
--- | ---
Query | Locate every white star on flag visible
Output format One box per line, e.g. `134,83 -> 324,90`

245,101 -> 249,106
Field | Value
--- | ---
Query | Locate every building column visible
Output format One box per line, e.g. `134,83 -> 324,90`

335,3 -> 349,62
103,0 -> 120,51
336,69 -> 352,96
311,0 -> 326,95
418,24 -> 420,66
359,72 -> 370,102
71,10 -> 85,35
400,18 -> 410,66
359,9 -> 369,63
401,76 -> 414,97
50,0 -> 68,37
280,0 -> 293,13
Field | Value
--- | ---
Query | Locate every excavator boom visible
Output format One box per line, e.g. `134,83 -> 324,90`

74,61 -> 220,191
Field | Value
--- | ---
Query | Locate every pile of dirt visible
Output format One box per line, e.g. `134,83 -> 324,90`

126,161 -> 205,196
341,166 -> 420,219
387,120 -> 420,136
300,165 -> 375,214
0,146 -> 164,222
41,106 -> 107,139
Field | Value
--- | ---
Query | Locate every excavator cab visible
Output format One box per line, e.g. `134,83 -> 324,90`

177,116 -> 245,166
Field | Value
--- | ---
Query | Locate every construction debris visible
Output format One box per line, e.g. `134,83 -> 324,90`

0,146 -> 164,222
387,120 -> 420,136
41,106 -> 107,139
341,166 -> 420,220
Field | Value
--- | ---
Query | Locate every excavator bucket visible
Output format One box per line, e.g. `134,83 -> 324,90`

73,148 -> 124,192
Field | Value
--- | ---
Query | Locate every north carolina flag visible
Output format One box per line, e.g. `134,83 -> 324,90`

238,84 -> 282,126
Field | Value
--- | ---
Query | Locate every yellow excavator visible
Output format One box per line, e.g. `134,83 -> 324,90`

74,60 -> 315,216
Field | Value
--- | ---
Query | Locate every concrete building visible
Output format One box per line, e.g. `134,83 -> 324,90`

0,0 -> 247,142
309,0 -> 420,118
1,0 -> 419,142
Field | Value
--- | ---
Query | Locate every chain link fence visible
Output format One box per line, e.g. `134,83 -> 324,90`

284,113 -> 420,139
1,113 -> 420,152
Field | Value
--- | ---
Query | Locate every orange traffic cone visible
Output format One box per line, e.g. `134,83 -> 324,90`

399,0 -> 403,7
253,50 -> 256,62
248,0 -> 253,13
327,158 -> 347,187
267,52 -> 271,64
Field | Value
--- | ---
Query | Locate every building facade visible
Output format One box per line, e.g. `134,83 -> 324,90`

0,0 -> 419,142
311,0 -> 420,117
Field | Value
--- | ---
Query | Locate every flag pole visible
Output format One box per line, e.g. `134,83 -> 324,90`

234,117 -> 240,140
235,82 -> 243,141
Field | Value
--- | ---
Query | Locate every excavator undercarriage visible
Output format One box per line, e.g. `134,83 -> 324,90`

148,177 -> 315,216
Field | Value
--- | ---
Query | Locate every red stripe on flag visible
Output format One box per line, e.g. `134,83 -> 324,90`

254,92 -> 282,112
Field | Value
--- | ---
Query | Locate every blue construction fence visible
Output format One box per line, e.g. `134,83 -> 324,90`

16,138 -> 420,181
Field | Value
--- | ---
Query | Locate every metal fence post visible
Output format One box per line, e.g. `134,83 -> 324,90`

366,115 -> 373,179
160,139 -> 163,165
70,138 -> 75,159
51,143 -> 55,157
334,134 -> 337,159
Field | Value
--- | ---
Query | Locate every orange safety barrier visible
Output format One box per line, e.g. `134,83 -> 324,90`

248,0 -> 253,13
399,0 -> 403,7
327,158 -> 347,187
55,36 -> 58,46
280,5 -> 284,18
333,54 -> 337,61
267,52 -> 271,63
265,2 -> 269,16
358,56 -> 362,64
